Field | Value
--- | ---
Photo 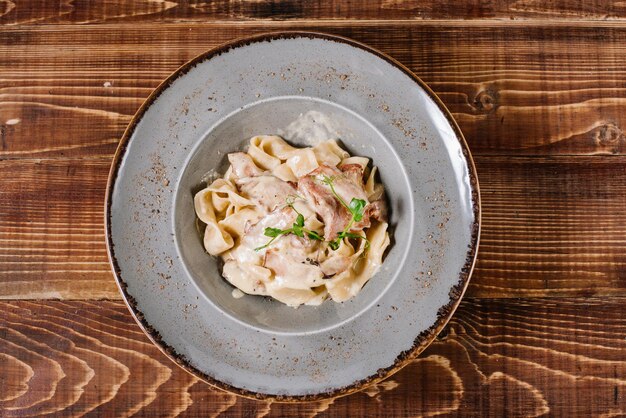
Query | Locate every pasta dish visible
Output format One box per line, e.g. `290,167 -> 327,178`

194,135 -> 390,307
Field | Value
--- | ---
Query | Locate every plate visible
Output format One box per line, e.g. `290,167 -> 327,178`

106,32 -> 480,400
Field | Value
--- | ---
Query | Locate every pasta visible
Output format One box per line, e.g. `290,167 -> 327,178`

194,135 -> 390,307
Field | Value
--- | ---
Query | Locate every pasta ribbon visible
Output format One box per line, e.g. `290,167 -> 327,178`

193,135 -> 391,306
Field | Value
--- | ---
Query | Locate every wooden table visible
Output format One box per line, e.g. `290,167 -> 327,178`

2,2 -> 625,416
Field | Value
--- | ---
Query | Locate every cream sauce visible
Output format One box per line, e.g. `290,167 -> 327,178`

279,111 -> 339,146
193,133 -> 390,307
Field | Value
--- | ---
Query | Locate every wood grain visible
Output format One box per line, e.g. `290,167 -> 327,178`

1,5 -> 625,416
1,156 -> 625,299
0,158 -> 117,299
1,22 -> 626,158
1,0 -> 626,24
0,298 -> 623,416
474,155 -> 626,297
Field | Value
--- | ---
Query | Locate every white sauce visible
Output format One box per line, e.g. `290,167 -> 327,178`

194,133 -> 390,307
201,168 -> 222,185
279,111 -> 339,146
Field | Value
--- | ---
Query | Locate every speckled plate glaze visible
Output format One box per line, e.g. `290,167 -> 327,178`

106,32 -> 480,401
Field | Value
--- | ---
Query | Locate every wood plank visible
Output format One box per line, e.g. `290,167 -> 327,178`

474,155 -> 626,297
1,0 -> 626,24
0,298 -> 624,416
1,22 -> 626,158
1,156 -> 625,299
0,158 -> 117,299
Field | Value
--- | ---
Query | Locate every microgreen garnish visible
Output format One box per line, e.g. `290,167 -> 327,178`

264,227 -> 283,237
253,228 -> 290,251
254,178 -> 370,252
286,194 -> 304,207
321,175 -> 370,250
348,198 -> 366,222
254,198 -> 324,251
306,230 -> 324,240
329,230 -> 369,250
321,175 -> 367,221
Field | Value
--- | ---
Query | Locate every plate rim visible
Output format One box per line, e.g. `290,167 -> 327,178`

104,30 -> 481,402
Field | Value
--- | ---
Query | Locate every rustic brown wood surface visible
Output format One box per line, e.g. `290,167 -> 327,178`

1,1 -> 625,416
1,298 -> 624,417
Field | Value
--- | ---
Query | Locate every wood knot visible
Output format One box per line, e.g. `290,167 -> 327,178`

593,123 -> 625,153
472,89 -> 497,113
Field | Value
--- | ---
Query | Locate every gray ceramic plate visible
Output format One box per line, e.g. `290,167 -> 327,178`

106,32 -> 480,401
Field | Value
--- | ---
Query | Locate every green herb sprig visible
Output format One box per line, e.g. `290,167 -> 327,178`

254,200 -> 324,251
253,178 -> 370,252
320,175 -> 370,250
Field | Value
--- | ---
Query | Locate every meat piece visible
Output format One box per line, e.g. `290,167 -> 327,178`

314,165 -> 368,204
264,250 -> 324,290
339,163 -> 365,185
297,164 -> 368,240
298,174 -> 351,240
228,152 -> 264,178
236,175 -> 296,213
353,198 -> 388,230
367,199 -> 388,222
